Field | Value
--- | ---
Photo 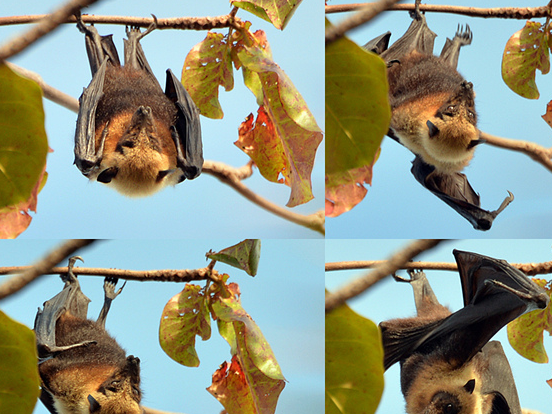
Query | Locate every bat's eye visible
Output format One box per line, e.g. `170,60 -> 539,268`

107,380 -> 121,392
467,110 -> 475,118
446,105 -> 455,112
444,403 -> 457,414
132,385 -> 141,397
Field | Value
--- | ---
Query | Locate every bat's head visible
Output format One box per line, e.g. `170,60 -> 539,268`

87,356 -> 143,414
424,81 -> 479,173
94,106 -> 183,197
403,356 -> 489,414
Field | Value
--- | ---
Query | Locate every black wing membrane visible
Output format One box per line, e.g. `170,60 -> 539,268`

381,251 -> 549,370
74,24 -> 120,177
479,340 -> 523,414
165,69 -> 203,180
411,157 -> 514,231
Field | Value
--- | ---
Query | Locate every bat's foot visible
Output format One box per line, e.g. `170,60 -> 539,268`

454,24 -> 472,46
125,14 -> 158,42
103,276 -> 126,301
60,256 -> 84,284
393,269 -> 426,283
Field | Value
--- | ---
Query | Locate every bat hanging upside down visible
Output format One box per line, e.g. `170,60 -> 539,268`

364,0 -> 513,230
35,256 -> 143,414
74,17 -> 203,197
380,250 -> 549,414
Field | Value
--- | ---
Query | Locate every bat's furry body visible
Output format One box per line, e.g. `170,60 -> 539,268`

35,257 -> 142,414
74,19 -> 203,197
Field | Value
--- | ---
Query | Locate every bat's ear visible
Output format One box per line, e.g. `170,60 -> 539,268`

463,379 -> 475,394
88,394 -> 101,412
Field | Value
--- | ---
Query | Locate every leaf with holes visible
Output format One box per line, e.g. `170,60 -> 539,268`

159,284 -> 211,367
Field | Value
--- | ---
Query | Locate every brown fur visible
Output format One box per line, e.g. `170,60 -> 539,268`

389,52 -> 478,173
39,311 -> 142,413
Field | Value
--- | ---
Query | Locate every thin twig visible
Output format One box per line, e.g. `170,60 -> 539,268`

0,14 -> 245,31
480,131 -> 552,173
0,239 -> 96,300
325,239 -> 445,312
0,0 -> 101,62
203,160 -> 325,235
325,0 -> 402,45
0,265 -> 219,283
325,260 -> 552,276
325,3 -> 552,19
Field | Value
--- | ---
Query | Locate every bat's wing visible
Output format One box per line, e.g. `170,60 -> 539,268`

165,69 -> 203,180
454,250 -> 549,311
381,250 -> 549,370
440,25 -> 472,70
381,270 -> 451,370
479,341 -> 523,414
379,11 -> 436,63
411,156 -> 514,231
34,261 -> 92,359
74,23 -> 120,177
362,31 -> 391,55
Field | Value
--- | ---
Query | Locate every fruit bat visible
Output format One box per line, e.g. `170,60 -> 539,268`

35,256 -> 143,414
379,250 -> 549,414
364,0 -> 513,230
74,17 -> 203,197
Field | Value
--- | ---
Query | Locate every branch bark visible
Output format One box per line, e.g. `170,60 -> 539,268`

325,239 -> 445,312
326,3 -> 552,19
480,131 -> 552,173
326,259 -> 552,276
0,13 -> 245,31
0,239 -> 96,300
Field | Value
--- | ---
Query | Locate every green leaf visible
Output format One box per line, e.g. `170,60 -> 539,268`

233,30 -> 323,207
0,310 -> 41,414
502,21 -> 550,99
231,0 -> 302,30
207,239 -> 261,276
325,20 -> 389,176
0,64 -> 48,209
507,278 -> 551,363
210,282 -> 285,414
181,32 -> 234,119
212,283 -> 284,381
159,284 -> 211,367
326,301 -> 384,414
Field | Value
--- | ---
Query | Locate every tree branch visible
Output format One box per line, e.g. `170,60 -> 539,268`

480,131 -> 552,173
203,161 -> 325,235
0,239 -> 96,300
325,239 -> 445,312
325,0 -> 402,45
0,13 -> 246,31
0,264 -> 221,282
6,63 -> 323,235
0,0 -> 101,62
326,3 -> 552,19
326,259 -> 552,276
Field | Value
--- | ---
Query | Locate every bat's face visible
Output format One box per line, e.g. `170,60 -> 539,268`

423,81 -> 479,173
93,105 -> 182,197
404,359 -> 492,414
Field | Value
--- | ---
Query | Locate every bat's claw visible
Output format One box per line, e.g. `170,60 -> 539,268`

393,269 -> 426,283
103,276 -> 126,300
61,256 -> 84,284
454,24 -> 472,46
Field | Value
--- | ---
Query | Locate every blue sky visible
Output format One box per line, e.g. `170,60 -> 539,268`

327,0 -> 552,238
0,239 -> 324,414
326,239 -> 552,414
2,0 -> 324,239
